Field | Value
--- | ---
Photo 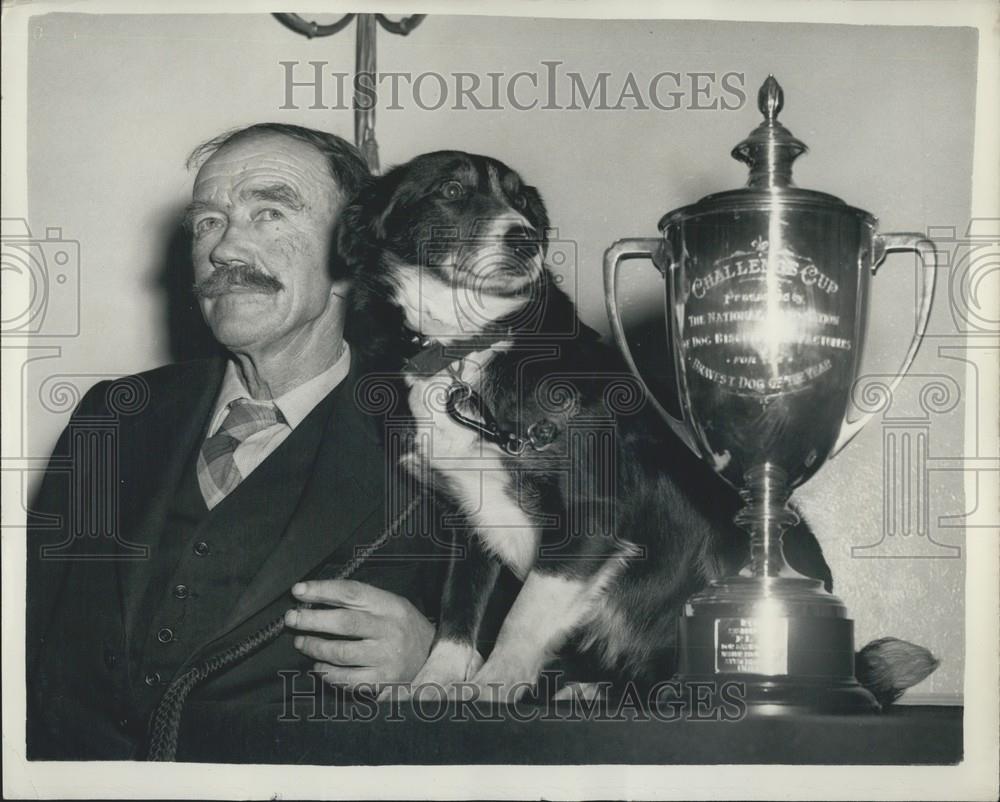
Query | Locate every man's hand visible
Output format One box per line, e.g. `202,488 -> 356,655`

285,579 -> 435,693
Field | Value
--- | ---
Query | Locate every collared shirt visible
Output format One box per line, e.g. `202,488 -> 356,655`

205,343 -> 351,483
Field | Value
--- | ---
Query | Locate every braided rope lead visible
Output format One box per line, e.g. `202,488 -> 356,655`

145,494 -> 424,761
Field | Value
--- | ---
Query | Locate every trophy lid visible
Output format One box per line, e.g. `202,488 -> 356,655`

732,75 -> 807,189
658,76 -> 867,229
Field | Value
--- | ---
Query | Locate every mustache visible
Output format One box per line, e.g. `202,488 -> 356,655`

192,264 -> 284,298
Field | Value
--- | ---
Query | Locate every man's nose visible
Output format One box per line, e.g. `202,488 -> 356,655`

208,221 -> 253,269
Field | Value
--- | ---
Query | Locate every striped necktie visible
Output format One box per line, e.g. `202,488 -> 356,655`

197,398 -> 285,509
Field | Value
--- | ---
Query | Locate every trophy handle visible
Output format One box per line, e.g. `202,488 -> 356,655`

831,232 -> 938,457
604,238 -> 698,453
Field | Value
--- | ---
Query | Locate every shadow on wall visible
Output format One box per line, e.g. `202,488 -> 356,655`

154,210 -> 224,363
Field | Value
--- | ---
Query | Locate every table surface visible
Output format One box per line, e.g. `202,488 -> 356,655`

175,700 -> 962,765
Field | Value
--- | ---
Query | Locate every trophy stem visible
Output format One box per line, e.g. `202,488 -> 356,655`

734,463 -> 804,580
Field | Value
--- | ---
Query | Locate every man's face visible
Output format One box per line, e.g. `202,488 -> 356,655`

187,133 -> 343,355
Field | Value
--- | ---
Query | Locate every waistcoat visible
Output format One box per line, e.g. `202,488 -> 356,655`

129,389 -> 336,718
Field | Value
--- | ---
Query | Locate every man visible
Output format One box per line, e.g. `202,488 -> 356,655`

26,123 -> 450,760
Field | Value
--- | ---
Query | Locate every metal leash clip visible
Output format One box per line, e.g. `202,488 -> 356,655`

445,381 -> 560,457
445,381 -> 525,455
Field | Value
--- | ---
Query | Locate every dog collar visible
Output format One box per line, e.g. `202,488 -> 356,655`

403,331 -> 561,456
402,334 -> 500,376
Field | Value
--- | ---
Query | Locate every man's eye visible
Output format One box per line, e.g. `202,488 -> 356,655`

255,208 -> 284,222
440,180 -> 465,200
193,217 -> 222,237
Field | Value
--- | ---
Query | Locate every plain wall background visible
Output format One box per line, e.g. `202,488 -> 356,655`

23,12 -> 976,699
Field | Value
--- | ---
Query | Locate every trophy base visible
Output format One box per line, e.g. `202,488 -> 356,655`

676,575 -> 880,716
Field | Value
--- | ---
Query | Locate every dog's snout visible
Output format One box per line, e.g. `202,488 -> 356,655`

502,225 -> 539,250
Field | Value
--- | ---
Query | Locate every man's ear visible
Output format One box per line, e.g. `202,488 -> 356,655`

329,276 -> 352,300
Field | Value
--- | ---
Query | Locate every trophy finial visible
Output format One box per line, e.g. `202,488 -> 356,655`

733,75 -> 807,188
759,75 -> 783,121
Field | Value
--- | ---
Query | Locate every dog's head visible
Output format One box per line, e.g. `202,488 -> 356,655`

336,151 -> 551,342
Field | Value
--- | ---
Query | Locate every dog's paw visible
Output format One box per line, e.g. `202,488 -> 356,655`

409,639 -> 483,691
390,641 -> 491,703
466,653 -> 541,704
552,682 -> 606,703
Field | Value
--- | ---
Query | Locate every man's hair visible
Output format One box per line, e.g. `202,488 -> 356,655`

186,122 -> 371,203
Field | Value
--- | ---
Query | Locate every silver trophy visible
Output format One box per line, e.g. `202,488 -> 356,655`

604,76 -> 937,713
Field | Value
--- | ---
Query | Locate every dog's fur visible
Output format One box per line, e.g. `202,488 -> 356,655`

336,150 -> 937,704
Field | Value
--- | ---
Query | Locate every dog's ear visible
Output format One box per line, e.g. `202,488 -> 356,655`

332,198 -> 369,281
365,165 -> 412,242
521,184 -> 550,256
333,170 -> 408,280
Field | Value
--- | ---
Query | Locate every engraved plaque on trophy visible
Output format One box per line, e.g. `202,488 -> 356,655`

604,76 -> 938,713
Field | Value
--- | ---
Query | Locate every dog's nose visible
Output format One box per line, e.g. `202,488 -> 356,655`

502,225 -> 540,251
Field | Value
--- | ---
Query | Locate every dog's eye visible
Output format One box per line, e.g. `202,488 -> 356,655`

440,180 -> 465,200
513,194 -> 528,211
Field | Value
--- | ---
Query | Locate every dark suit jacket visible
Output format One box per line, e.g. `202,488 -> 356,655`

26,356 -> 456,760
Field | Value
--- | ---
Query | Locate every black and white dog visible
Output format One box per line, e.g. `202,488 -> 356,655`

336,150 -> 937,704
